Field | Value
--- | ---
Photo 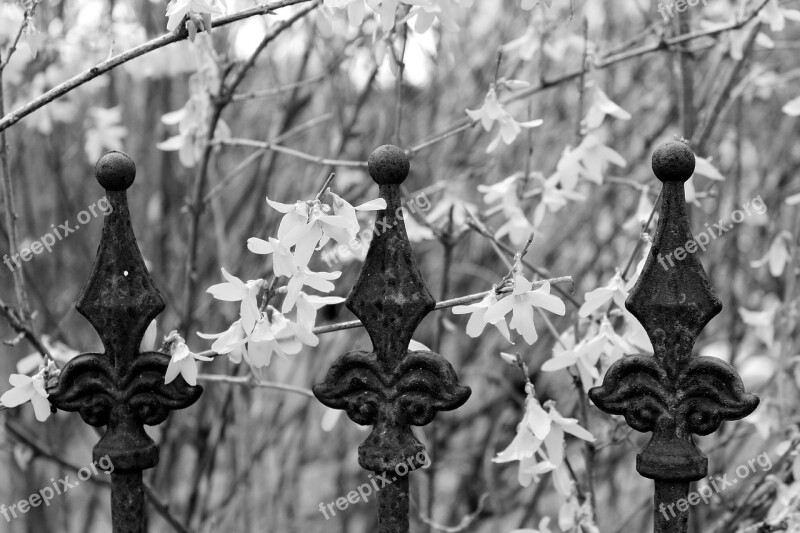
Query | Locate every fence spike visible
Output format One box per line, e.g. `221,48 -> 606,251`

47,151 -> 202,533
589,141 -> 759,533
314,145 -> 471,533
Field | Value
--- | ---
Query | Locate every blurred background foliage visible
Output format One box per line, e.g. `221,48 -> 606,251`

1,0 -> 800,531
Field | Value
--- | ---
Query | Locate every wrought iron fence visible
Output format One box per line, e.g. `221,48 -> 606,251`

30,141 -> 758,533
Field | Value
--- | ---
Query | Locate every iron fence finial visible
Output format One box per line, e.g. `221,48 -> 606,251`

588,141 -> 758,533
47,151 -> 202,533
314,145 -> 470,533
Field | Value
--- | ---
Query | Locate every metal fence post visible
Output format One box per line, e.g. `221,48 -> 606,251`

46,151 -> 203,533
313,145 -> 471,533
588,141 -> 759,533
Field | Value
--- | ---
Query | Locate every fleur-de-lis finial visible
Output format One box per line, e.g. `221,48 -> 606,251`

589,141 -> 758,533
47,151 -> 202,533
314,145 -> 471,533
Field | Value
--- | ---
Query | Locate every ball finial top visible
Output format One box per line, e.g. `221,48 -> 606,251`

368,145 -> 410,185
651,141 -> 695,183
95,151 -> 136,191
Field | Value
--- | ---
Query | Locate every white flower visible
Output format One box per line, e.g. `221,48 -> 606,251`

324,190 -> 386,244
164,333 -> 212,386
16,336 -> 79,375
409,0 -> 464,33
477,173 -> 539,243
494,386 -> 593,488
550,134 -> 626,191
0,370 -> 51,422
324,0 -> 367,26
751,231 -> 792,277
759,0 -> 800,32
157,82 -> 230,167
502,26 -> 540,61
783,95 -> 800,116
693,156 -> 725,181
574,134 -> 627,184
166,0 -> 226,31
477,173 -> 520,207
496,205 -> 535,246
452,292 -> 512,342
541,334 -> 603,393
141,320 -> 158,352
247,237 -> 296,278
265,197 -> 350,268
739,294 -> 781,348
592,316 -> 635,366
198,319 -> 249,363
484,278 -> 565,344
206,268 -> 262,333
511,517 -> 553,533
583,82 -> 631,131
85,107 -> 128,163
293,293 -> 346,346
578,270 -> 629,317
624,311 -> 652,352
247,310 -> 303,368
370,0 -> 401,32
533,174 -> 586,228
622,186 -> 654,233
283,267 -> 341,313
466,87 -> 543,152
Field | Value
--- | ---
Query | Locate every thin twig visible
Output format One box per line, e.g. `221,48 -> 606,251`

392,17 -> 408,145
230,72 -> 328,102
310,276 -> 573,335
314,173 -> 335,200
218,138 -> 368,167
0,0 -> 316,133
195,374 -> 315,398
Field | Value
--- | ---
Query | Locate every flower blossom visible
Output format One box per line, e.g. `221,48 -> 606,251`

466,87 -> 543,152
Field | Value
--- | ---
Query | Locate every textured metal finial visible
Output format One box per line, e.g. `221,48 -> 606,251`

368,145 -> 410,185
96,151 -> 137,191
47,151 -> 202,533
588,142 -> 758,533
314,145 -> 470,533
651,141 -> 695,182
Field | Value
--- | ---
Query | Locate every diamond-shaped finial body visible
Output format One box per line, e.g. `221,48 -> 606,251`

76,152 -> 165,376
625,142 -> 722,373
346,146 -> 435,368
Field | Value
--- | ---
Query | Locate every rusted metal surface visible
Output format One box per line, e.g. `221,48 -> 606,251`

47,151 -> 203,533
313,145 -> 471,533
588,141 -> 759,533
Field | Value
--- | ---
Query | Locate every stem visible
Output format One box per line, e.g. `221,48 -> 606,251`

309,277 -> 573,335
195,374 -> 315,398
393,19 -> 408,145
